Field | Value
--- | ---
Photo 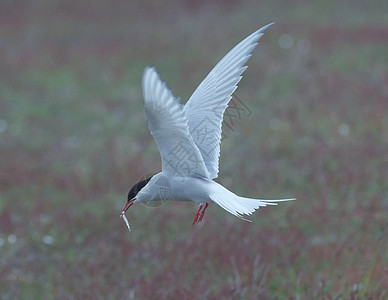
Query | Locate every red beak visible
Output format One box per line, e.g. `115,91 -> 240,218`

120,198 -> 136,218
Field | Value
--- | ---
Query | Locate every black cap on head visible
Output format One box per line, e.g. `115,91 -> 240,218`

127,176 -> 153,202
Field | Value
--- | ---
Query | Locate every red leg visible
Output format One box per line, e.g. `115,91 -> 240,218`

192,204 -> 203,225
198,203 -> 209,222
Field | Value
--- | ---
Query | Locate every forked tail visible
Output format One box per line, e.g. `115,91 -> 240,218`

210,183 -> 295,221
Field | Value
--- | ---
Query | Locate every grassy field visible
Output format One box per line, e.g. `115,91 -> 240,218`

1,0 -> 387,299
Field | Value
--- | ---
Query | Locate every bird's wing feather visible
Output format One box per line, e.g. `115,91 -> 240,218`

142,66 -> 210,178
183,23 -> 274,179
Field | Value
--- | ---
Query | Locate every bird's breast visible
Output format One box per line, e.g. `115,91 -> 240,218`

168,175 -> 213,203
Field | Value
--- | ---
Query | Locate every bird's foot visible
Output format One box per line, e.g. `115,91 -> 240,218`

192,203 -> 209,225
199,203 -> 208,221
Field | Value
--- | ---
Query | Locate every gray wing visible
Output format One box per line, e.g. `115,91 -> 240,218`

183,23 -> 274,179
142,66 -> 210,178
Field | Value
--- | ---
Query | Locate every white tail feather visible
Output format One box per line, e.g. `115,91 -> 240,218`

210,182 -> 295,221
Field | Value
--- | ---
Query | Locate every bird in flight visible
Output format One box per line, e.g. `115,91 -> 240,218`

120,23 -> 295,231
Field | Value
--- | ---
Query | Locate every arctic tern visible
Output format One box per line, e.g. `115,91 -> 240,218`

120,23 -> 295,230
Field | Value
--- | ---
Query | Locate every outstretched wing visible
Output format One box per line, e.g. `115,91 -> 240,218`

142,66 -> 210,178
183,23 -> 274,179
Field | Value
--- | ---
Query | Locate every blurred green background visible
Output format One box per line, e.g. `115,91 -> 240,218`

1,0 -> 387,299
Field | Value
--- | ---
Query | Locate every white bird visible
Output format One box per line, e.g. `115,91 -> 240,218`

120,23 -> 295,230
